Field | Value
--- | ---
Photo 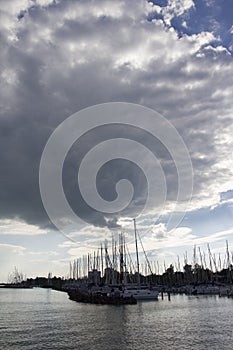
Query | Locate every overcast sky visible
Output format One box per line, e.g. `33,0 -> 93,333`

0,0 -> 233,282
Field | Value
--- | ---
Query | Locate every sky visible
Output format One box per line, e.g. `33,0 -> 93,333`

0,0 -> 233,282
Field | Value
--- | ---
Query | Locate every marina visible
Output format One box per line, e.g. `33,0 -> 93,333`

5,229 -> 233,303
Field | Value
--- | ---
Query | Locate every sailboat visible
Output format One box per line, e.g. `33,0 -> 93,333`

121,219 -> 159,300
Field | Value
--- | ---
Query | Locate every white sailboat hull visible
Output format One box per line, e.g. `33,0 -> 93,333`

122,288 -> 159,300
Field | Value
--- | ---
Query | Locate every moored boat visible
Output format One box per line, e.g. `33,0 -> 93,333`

122,286 -> 159,300
68,289 -> 137,305
120,219 -> 159,300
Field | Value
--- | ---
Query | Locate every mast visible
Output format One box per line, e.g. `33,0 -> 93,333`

100,244 -> 104,278
93,251 -> 96,270
76,259 -> 79,280
218,253 -> 222,271
119,232 -> 124,284
138,229 -> 153,276
226,240 -> 232,283
198,247 -> 204,282
177,255 -> 181,271
133,218 -> 140,285
69,261 -> 72,280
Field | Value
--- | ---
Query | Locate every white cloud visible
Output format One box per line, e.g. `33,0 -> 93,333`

0,243 -> 26,255
161,0 -> 195,26
28,250 -> 59,256
110,221 -> 233,258
0,219 -> 48,235
58,241 -> 77,249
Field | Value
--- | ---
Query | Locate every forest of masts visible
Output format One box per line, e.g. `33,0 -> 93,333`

69,233 -> 233,286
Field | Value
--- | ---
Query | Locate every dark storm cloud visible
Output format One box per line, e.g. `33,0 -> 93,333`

62,124 -> 176,227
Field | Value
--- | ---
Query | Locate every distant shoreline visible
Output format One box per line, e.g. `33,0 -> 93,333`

0,284 -> 33,289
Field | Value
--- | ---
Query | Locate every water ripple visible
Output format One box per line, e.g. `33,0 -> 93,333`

0,289 -> 233,350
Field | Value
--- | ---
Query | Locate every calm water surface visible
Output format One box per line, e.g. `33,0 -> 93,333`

0,288 -> 232,350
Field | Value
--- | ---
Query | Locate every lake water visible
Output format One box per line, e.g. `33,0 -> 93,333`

0,288 -> 232,350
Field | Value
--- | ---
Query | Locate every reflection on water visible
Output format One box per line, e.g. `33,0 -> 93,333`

0,288 -> 233,350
